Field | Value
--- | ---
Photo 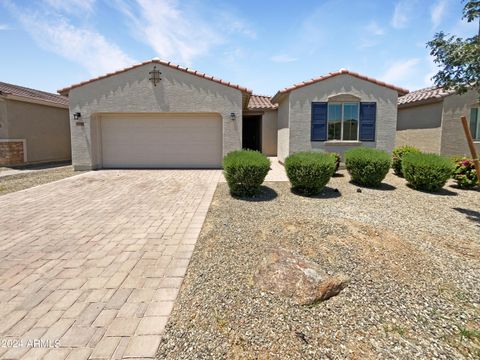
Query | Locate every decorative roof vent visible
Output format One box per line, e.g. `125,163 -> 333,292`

149,65 -> 162,86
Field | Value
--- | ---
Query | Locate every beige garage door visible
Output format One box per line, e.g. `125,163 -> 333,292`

101,113 -> 222,168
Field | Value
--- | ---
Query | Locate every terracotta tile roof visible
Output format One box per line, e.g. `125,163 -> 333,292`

271,68 -> 409,103
247,94 -> 277,110
398,86 -> 455,106
58,58 -> 252,96
0,81 -> 68,106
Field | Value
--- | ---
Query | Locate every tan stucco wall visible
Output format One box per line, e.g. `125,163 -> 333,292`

0,98 -> 8,138
261,109 -> 277,156
4,99 -> 70,163
68,62 -> 244,170
440,90 -> 480,156
280,74 -> 398,160
396,101 -> 443,153
277,96 -> 290,162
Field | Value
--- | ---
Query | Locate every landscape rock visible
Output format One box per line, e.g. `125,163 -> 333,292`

253,248 -> 349,305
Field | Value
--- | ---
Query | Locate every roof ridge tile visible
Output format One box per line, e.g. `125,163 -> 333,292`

57,58 -> 252,95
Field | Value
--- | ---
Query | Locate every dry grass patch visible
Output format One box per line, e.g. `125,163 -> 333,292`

0,166 -> 83,196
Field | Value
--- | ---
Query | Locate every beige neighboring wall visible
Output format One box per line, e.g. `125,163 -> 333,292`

277,96 -> 290,162
67,62 -> 244,170
0,98 -> 7,138
261,109 -> 277,156
441,90 -> 480,156
4,99 -> 71,163
396,101 -> 443,153
285,74 -> 398,158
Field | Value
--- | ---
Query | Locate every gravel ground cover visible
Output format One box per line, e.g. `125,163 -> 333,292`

0,166 -> 84,195
157,170 -> 480,359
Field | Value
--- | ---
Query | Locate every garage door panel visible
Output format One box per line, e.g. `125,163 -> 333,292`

101,114 -> 222,168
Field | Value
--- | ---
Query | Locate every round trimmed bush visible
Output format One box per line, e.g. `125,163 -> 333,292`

452,157 -> 478,189
392,145 -> 421,177
285,152 -> 336,196
222,150 -> 270,196
345,147 -> 391,187
402,152 -> 454,192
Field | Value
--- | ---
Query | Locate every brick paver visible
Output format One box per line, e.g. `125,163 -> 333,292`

0,169 -> 220,359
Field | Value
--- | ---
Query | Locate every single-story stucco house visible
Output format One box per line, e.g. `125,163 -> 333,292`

58,59 -> 252,170
58,59 -> 408,170
397,86 -> 480,156
0,82 -> 71,166
270,69 -> 409,162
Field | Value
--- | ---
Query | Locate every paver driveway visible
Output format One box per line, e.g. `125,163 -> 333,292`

0,169 -> 220,359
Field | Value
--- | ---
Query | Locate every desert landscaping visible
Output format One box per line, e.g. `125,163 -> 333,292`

157,171 -> 480,359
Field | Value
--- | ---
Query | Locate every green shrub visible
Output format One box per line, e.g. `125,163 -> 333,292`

392,145 -> 421,177
452,157 -> 478,189
284,152 -> 336,196
345,147 -> 391,187
222,150 -> 270,196
402,152 -> 454,192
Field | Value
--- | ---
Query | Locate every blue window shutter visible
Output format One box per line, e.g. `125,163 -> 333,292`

359,102 -> 376,141
470,108 -> 478,139
311,102 -> 328,141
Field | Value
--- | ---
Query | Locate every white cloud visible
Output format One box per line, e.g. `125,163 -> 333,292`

270,54 -> 298,63
115,0 -> 254,66
431,0 -> 448,29
391,0 -> 415,29
0,24 -> 9,30
43,0 -> 96,14
381,58 -> 420,83
359,21 -> 385,48
216,11 -> 256,39
366,21 -> 385,36
16,14 -> 134,76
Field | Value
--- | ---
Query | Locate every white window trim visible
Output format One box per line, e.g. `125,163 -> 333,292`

327,102 -> 360,142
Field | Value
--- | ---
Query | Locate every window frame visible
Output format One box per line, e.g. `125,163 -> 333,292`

327,101 -> 360,142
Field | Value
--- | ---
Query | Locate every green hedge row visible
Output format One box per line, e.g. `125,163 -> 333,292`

223,147 -> 466,197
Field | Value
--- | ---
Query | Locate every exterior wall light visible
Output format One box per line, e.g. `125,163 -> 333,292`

230,112 -> 236,121
149,65 -> 162,86
73,112 -> 81,120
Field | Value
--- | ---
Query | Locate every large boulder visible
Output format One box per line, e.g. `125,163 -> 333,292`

254,248 -> 349,305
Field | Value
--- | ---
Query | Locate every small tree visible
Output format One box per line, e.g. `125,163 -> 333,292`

428,1 -> 480,184
427,0 -> 479,96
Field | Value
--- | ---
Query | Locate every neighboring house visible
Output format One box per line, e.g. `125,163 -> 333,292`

270,69 -> 408,162
58,60 -> 408,170
397,87 -> 480,156
0,82 -> 70,166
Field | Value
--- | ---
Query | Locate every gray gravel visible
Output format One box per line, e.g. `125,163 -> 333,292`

0,166 -> 84,195
157,171 -> 480,359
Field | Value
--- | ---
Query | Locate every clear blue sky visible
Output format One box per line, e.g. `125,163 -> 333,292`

0,0 -> 477,95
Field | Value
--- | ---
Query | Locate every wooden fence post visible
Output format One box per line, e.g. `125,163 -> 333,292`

460,116 -> 480,184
